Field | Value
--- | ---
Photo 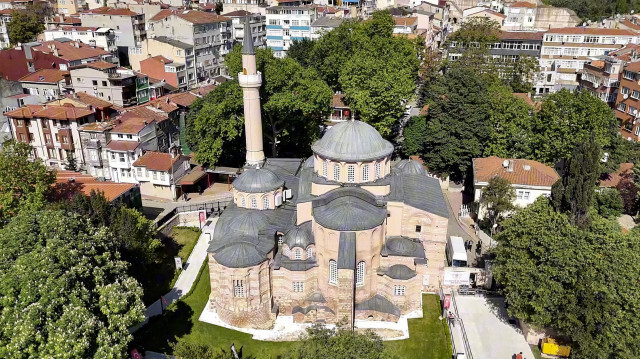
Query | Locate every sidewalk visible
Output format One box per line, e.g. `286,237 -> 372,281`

138,217 -> 218,327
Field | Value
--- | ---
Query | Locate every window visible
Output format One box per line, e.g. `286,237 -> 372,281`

16,119 -> 24,127
322,160 -> 328,177
263,196 -> 270,209
622,86 -> 630,95
375,162 -> 381,179
624,70 -> 635,80
362,165 -> 369,182
101,81 -> 107,86
333,165 -> 340,181
306,246 -> 312,258
251,197 -> 258,209
44,134 -> 52,144
517,190 -> 530,200
394,285 -> 406,296
153,171 -> 158,180
92,80 -> 98,86
42,120 -> 48,129
293,281 -> 304,292
633,90 -> 640,100
137,167 -> 142,177
356,261 -> 365,286
347,165 -> 355,182
241,196 -> 246,207
118,153 -> 125,162
618,102 -> 627,112
90,150 -> 98,161
415,225 -> 422,233
329,259 -> 337,284
159,172 -> 165,181
294,249 -> 302,260
233,280 -> 244,297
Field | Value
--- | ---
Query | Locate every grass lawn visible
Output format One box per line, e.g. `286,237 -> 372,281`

134,265 -> 451,359
530,344 -> 542,359
141,227 -> 201,305
386,295 -> 452,359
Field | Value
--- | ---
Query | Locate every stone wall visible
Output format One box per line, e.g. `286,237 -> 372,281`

535,6 -> 580,30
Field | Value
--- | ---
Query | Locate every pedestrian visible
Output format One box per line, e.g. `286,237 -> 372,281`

183,191 -> 188,202
516,352 -> 523,359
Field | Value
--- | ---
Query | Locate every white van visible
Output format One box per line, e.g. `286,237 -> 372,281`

447,236 -> 468,267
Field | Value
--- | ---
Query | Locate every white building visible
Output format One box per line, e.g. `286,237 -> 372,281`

265,6 -> 317,58
224,10 -> 266,49
0,10 -> 11,49
132,151 -> 190,200
106,116 -> 157,183
503,1 -> 536,31
43,26 -> 117,54
536,27 -> 638,94
472,156 -> 560,219
310,16 -> 343,40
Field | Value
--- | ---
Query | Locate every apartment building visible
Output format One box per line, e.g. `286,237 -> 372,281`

503,1 -> 536,31
148,10 -> 232,78
48,91 -> 120,121
614,62 -> 640,141
70,62 -> 141,107
393,16 -> 418,35
79,7 -> 146,64
19,69 -> 71,103
580,57 -> 625,106
224,10 -> 266,49
140,55 -> 188,91
78,121 -> 113,179
448,30 -> 543,66
536,27 -> 638,95
266,6 -> 317,58
55,0 -> 87,15
45,15 -> 82,30
106,116 -> 157,183
219,0 -> 265,14
43,27 -> 117,54
5,104 -> 96,168
0,9 -> 10,49
132,151 -> 191,200
310,16 -> 343,40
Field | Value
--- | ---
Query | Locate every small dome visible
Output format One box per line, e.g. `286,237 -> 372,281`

401,160 -> 427,175
311,121 -> 394,162
232,168 -> 284,193
284,226 -> 311,249
226,211 -> 269,236
386,237 -> 420,255
214,240 -> 266,268
387,264 -> 417,280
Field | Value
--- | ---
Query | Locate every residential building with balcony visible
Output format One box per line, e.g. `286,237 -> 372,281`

537,27 -> 638,95
19,69 -> 71,103
106,116 -> 157,183
461,6 -> 505,26
140,55 -> 189,91
55,0 -> 87,16
132,151 -> 191,200
503,1 -> 536,31
43,26 -> 118,54
218,0 -> 265,14
266,6 -> 317,58
148,10 -> 232,78
45,15 -> 82,30
79,7 -> 146,65
78,121 -> 113,179
47,91 -> 120,121
310,16 -> 343,40
0,9 -> 10,49
224,10 -> 266,49
579,58 -> 624,106
393,16 -> 418,35
5,104 -> 96,168
614,61 -> 640,141
70,61 -> 140,107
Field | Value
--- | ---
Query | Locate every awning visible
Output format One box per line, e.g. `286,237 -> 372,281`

179,166 -> 207,186
206,166 -> 242,176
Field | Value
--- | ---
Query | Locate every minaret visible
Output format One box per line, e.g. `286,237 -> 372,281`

238,17 -> 265,166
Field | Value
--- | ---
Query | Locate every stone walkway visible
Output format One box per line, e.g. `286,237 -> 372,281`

443,190 -> 483,265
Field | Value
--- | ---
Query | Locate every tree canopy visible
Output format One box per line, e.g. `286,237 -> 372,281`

0,140 -> 55,222
7,3 -> 48,45
480,176 -> 516,233
543,0 -> 638,21
0,210 -> 145,358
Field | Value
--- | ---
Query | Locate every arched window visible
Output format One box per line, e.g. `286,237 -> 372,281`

375,162 -> 381,179
250,197 -> 257,209
356,261 -> 365,286
393,285 -> 406,296
329,259 -> 337,284
362,165 -> 369,182
333,165 -> 340,181
323,160 -> 328,177
233,280 -> 244,297
263,196 -> 270,209
306,246 -> 313,258
294,249 -> 302,260
347,165 -> 355,182
241,196 -> 246,207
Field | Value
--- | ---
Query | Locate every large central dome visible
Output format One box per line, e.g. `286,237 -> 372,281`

311,120 -> 394,162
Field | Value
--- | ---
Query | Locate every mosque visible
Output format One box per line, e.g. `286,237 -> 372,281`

206,20 -> 449,329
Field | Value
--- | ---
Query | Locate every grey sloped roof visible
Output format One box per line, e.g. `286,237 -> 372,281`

304,156 -> 314,168
386,264 -> 417,280
311,120 -> 394,162
306,292 -> 326,303
297,166 -> 314,202
273,248 -> 318,271
338,232 -> 356,269
312,187 -> 387,231
242,16 -> 255,55
355,295 -> 400,317
292,305 -> 335,315
283,220 -> 314,248
232,167 -> 284,193
214,240 -> 266,268
395,159 -> 427,176
384,236 -> 425,258
388,170 -> 449,219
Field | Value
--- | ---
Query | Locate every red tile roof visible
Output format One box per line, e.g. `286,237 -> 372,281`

222,10 -> 252,17
122,106 -> 169,123
394,16 -> 417,27
473,156 -> 559,187
509,1 -> 536,8
34,40 -> 110,61
600,162 -> 634,188
4,105 -> 45,119
332,94 -> 347,108
83,7 -> 139,16
4,104 -> 92,120
513,93 -> 542,110
621,19 -> 640,31
545,27 -> 636,36
149,9 -> 172,21
19,69 -> 69,83
53,171 -> 135,202
85,61 -> 117,70
48,15 -> 81,24
149,9 -> 229,23
111,116 -> 152,134
165,92 -> 198,107
107,140 -> 141,151
67,92 -> 116,109
133,151 -> 188,171
191,84 -> 216,96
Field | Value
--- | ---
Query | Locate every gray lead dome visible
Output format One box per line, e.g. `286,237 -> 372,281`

311,120 -> 394,162
232,167 -> 284,193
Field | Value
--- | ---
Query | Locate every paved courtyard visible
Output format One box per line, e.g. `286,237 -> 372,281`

455,296 -> 534,359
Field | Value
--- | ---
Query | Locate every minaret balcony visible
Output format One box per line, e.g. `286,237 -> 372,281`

238,72 -> 262,88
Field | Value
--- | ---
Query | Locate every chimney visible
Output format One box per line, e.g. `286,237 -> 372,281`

507,160 -> 514,172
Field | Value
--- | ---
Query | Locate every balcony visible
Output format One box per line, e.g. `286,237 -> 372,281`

87,138 -> 101,149
238,72 -> 262,88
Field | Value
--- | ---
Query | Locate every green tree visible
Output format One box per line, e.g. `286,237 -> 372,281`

7,3 -> 47,45
480,177 -> 516,234
170,340 -> 236,359
532,90 -> 618,165
0,210 -> 145,358
283,322 -> 396,359
483,84 -> 534,158
287,38 -> 316,68
111,206 -> 161,264
65,150 -> 78,171
402,115 -> 427,157
591,188 -> 624,218
0,140 -> 55,222
552,138 -> 601,228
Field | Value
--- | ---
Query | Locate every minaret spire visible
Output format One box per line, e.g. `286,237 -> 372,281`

238,15 -> 265,166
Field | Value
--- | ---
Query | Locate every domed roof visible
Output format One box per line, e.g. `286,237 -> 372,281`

312,187 -> 387,231
226,210 -> 269,236
311,121 -> 394,162
232,168 -> 284,193
386,264 -> 417,280
284,226 -> 312,249
386,237 -> 420,255
214,240 -> 266,268
396,159 -> 427,176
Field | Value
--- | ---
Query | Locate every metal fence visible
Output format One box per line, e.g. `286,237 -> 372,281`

154,200 -> 231,228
